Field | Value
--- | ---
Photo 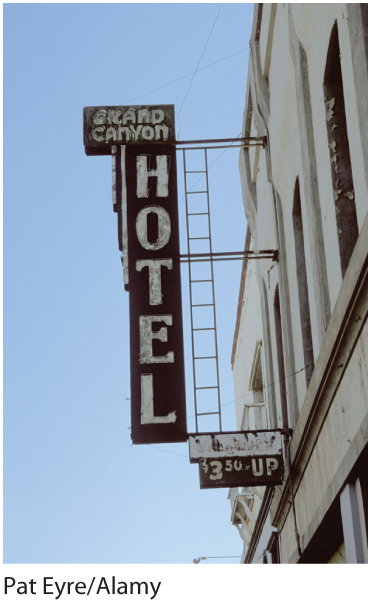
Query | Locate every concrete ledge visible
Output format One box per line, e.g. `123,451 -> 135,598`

288,416 -> 368,563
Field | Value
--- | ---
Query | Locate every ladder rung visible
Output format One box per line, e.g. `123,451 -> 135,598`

190,279 -> 212,283
192,303 -> 214,307
194,356 -> 216,360
185,170 -> 206,174
196,386 -> 218,390
189,237 -> 210,240
188,212 -> 208,216
196,411 -> 219,416
186,191 -> 208,195
193,327 -> 215,331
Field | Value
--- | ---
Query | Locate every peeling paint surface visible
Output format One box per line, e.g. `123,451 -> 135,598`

135,206 -> 171,251
136,155 -> 169,198
83,105 -> 175,155
120,146 -> 129,286
189,430 -> 282,462
136,259 -> 172,305
125,142 -> 187,444
140,374 -> 177,424
139,315 -> 174,364
326,97 -> 335,121
198,454 -> 284,489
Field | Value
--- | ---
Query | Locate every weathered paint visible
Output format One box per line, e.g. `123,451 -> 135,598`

140,374 -> 177,425
189,430 -> 282,463
136,155 -> 169,198
139,315 -> 174,364
121,146 -> 129,286
84,102 -> 185,445
126,143 -> 187,445
111,146 -> 117,207
198,454 -> 284,489
136,259 -> 173,305
235,3 -> 368,563
83,105 -> 175,155
135,206 -> 171,251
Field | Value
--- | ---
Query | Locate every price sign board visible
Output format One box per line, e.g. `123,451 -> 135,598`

188,430 -> 284,489
198,455 -> 284,489
188,430 -> 283,463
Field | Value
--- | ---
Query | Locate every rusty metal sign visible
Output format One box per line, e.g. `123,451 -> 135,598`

198,454 -> 284,489
188,430 -> 282,462
84,103 -> 186,445
126,142 -> 187,445
188,430 -> 284,489
83,105 -> 175,155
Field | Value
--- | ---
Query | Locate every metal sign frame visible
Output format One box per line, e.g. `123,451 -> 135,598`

83,106 -> 279,447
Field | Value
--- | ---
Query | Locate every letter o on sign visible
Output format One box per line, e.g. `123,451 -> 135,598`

136,206 -> 171,250
142,126 -> 155,140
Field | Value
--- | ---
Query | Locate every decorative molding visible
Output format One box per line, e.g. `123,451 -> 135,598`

244,486 -> 275,564
231,225 -> 251,368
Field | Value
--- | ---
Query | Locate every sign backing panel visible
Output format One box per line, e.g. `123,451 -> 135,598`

198,454 -> 284,489
188,430 -> 282,463
83,105 -> 176,155
127,143 -> 187,444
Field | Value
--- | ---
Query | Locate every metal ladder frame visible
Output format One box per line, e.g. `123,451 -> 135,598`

176,136 -> 276,434
182,147 -> 222,433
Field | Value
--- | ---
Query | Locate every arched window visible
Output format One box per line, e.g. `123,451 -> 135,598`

242,92 -> 258,211
293,178 -> 314,386
273,286 -> 288,428
323,21 -> 359,277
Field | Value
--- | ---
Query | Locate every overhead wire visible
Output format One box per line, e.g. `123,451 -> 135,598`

186,361 -> 316,420
137,361 -> 316,458
122,5 -> 304,451
176,4 -> 223,123
178,132 -> 242,205
122,47 -> 248,105
147,444 -> 188,458
127,360 -> 316,429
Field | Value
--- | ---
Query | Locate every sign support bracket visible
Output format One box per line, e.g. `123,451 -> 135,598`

180,140 -> 277,435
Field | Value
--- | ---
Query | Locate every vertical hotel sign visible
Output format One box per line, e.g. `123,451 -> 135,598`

84,105 -> 187,444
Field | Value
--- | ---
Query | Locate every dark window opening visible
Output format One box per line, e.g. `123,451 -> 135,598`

293,178 -> 314,386
267,531 -> 280,564
273,286 -> 288,428
323,21 -> 359,277
243,92 -> 257,210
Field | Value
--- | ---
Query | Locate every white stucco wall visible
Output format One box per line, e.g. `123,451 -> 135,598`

232,241 -> 265,431
233,2 -> 367,564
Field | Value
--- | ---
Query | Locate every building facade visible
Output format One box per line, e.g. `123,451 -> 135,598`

228,3 -> 367,563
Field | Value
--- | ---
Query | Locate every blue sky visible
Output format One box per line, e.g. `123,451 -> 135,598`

4,2 -> 254,564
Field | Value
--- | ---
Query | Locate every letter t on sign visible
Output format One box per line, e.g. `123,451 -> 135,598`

136,259 -> 173,305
